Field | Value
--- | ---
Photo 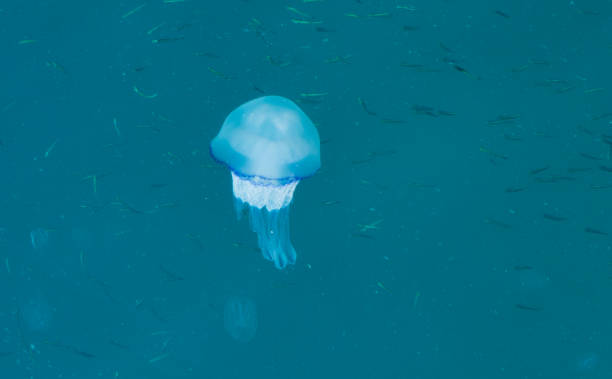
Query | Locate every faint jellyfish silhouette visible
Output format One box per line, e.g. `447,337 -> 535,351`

574,352 -> 600,373
210,96 -> 321,269
223,296 -> 257,343
30,228 -> 49,250
19,289 -> 52,333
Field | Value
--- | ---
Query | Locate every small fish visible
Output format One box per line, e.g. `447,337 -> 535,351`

567,167 -> 591,173
494,10 -> 510,18
580,152 -> 602,160
591,112 -> 612,121
109,339 -> 129,350
576,125 -> 596,135
505,186 -> 527,193
159,265 -> 184,281
437,109 -> 456,116
555,85 -> 576,94
376,281 -> 390,292
584,87 -> 604,94
358,219 -> 383,233
366,12 -> 391,18
321,200 -> 340,206
73,349 -> 96,359
400,63 -> 441,72
529,166 -> 550,175
152,37 -> 184,44
252,84 -> 265,94
133,86 -> 158,98
412,105 -> 438,117
357,97 -> 377,116
504,134 -> 523,141
397,4 -> 416,11
487,114 -> 520,126
480,146 -> 509,160
351,232 -> 376,240
452,64 -> 476,78
207,66 -> 231,80
44,138 -> 60,158
146,21 -> 166,35
149,353 -> 168,364
590,184 -> 612,190
325,55 -> 352,64
291,18 -> 323,24
533,176 -> 575,183
439,42 -> 453,53
515,304 -> 541,311
381,118 -> 406,124
535,79 -> 569,87
543,213 -> 567,221
45,341 -> 96,358
511,63 -> 530,73
46,60 -> 67,74
585,227 -> 608,236
122,3 -> 146,19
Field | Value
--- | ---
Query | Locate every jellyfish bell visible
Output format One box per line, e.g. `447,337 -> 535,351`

210,96 -> 320,269
210,96 -> 320,181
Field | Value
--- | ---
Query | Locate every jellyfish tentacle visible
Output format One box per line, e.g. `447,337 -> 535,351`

248,205 -> 296,269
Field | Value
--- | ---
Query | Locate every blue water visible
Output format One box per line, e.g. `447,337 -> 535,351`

0,0 -> 610,378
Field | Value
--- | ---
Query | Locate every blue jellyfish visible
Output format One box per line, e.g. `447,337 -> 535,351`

210,96 -> 320,269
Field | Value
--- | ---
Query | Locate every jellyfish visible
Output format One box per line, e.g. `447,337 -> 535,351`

30,228 -> 49,250
223,296 -> 257,343
19,287 -> 53,333
210,96 -> 320,269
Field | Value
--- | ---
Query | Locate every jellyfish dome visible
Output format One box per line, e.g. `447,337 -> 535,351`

210,96 -> 320,269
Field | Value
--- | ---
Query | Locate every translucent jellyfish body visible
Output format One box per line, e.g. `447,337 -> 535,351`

224,296 -> 257,343
210,96 -> 320,269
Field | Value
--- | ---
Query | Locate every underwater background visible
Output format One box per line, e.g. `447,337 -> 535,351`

0,0 -> 611,378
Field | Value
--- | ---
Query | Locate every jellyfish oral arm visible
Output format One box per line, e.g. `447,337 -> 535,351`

231,171 -> 298,211
231,172 -> 299,269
